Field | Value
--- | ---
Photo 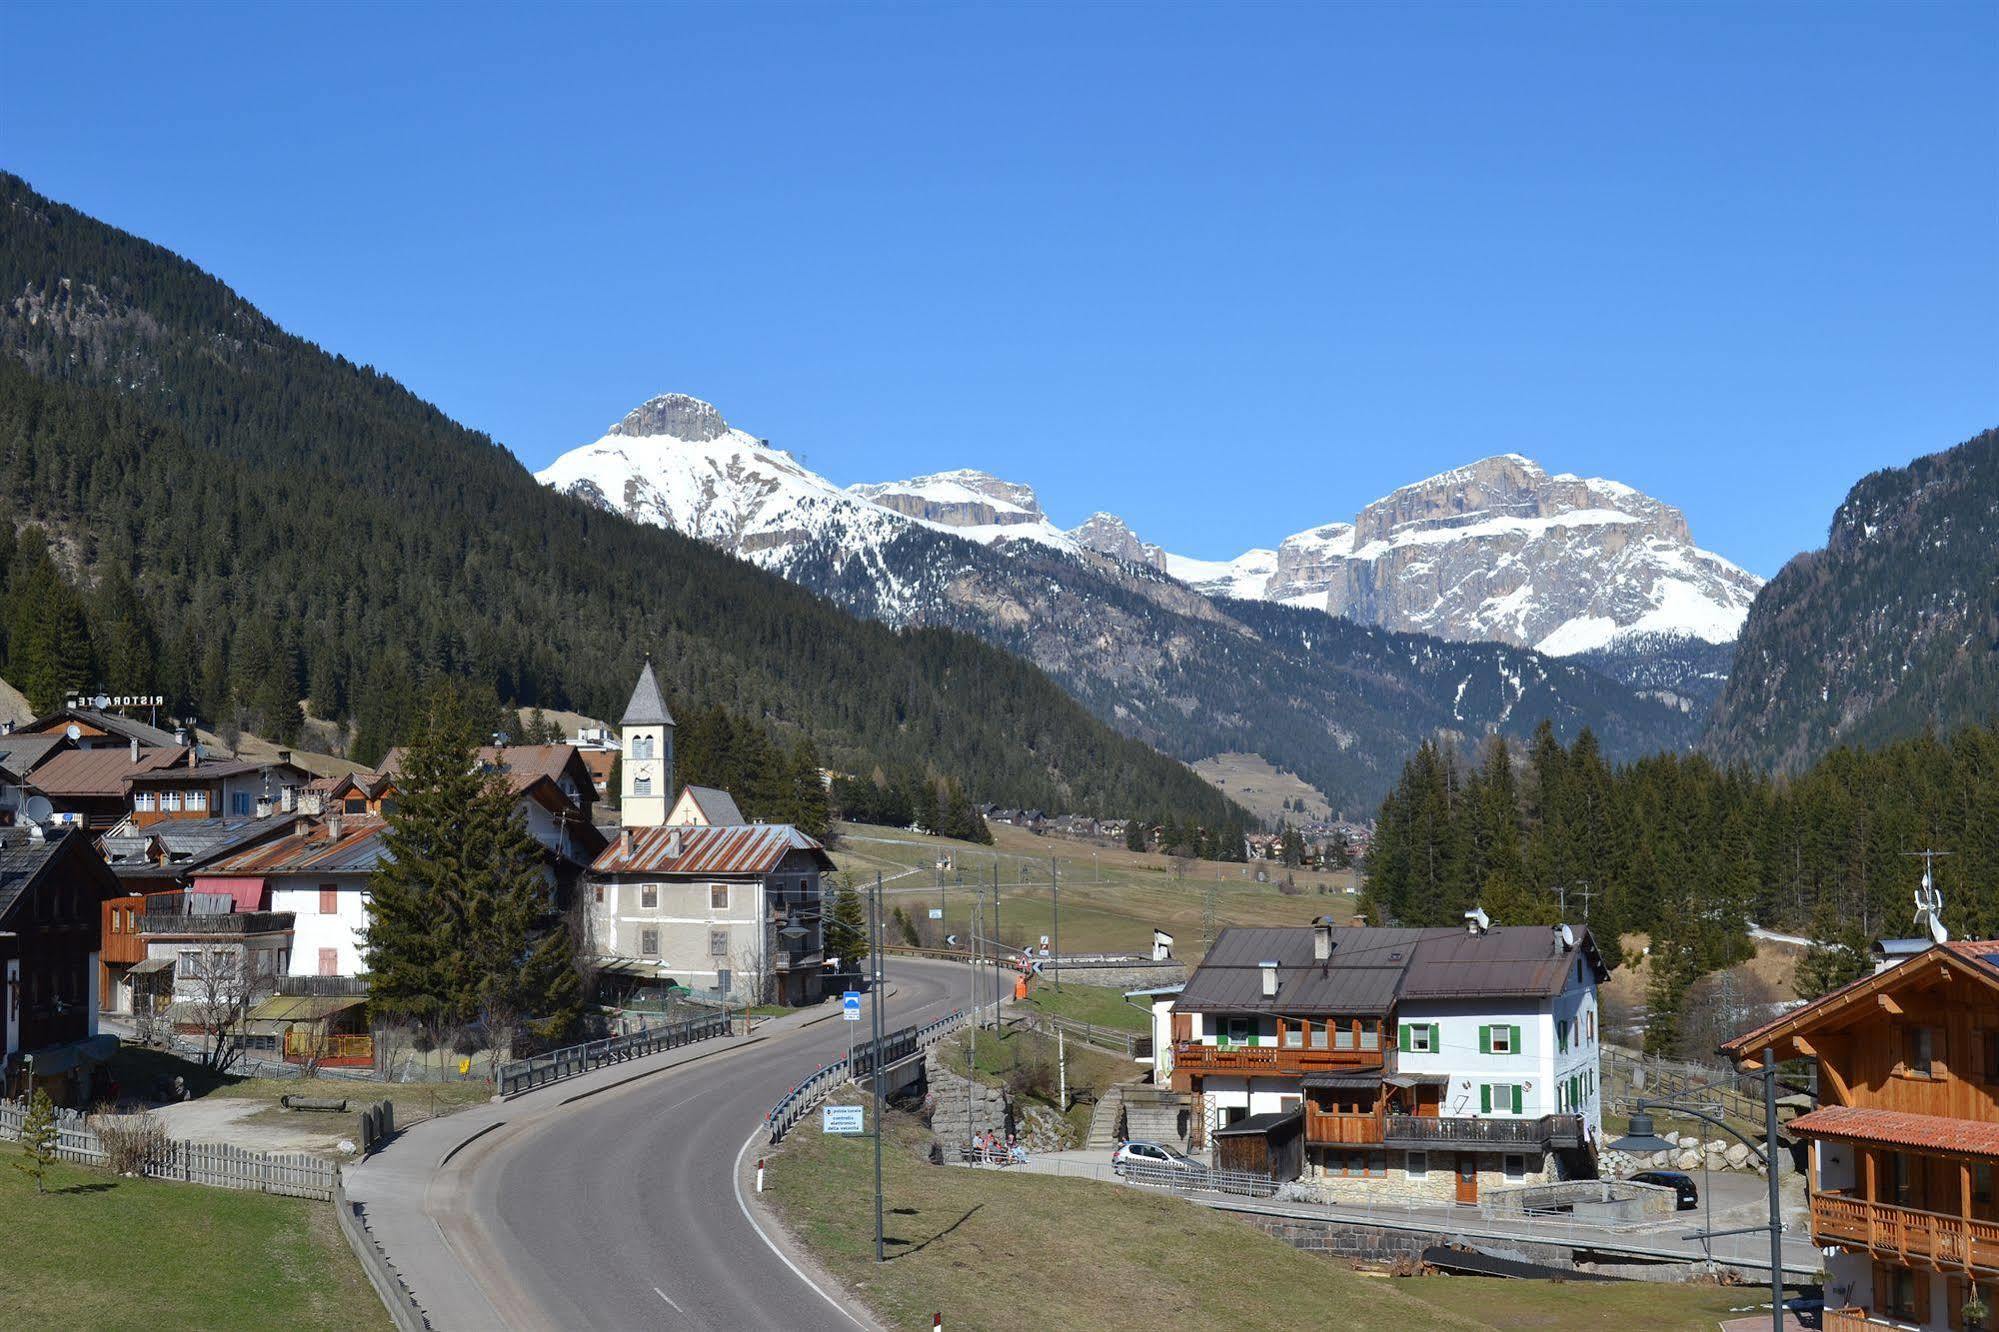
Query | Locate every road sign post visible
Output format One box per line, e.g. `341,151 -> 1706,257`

821,1104 -> 865,1134
843,989 -> 861,1066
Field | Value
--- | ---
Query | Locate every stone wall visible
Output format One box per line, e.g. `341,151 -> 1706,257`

1599,1134 -> 1792,1180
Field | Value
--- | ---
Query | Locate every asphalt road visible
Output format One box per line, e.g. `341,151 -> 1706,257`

459,956 -> 1009,1330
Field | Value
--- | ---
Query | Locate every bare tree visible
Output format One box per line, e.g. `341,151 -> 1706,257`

733,929 -> 776,1010
181,945 -> 268,1075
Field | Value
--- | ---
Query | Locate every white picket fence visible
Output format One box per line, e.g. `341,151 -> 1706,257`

0,1099 -> 336,1200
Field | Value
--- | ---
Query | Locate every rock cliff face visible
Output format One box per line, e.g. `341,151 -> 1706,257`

1245,455 -> 1760,657
1068,511 -> 1167,571
607,392 -> 731,442
849,470 -> 1058,534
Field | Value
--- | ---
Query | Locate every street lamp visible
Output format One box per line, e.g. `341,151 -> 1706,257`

1609,1042 -> 1787,1332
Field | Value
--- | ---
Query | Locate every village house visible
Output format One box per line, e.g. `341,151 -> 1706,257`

1170,914 -> 1606,1203
1722,937 -> 1999,1331
9,704 -> 185,753
583,661 -> 832,1006
194,815 -> 388,979
0,824 -> 121,1103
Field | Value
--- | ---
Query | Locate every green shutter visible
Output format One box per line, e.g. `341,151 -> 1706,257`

1398,1024 -> 1410,1052
1429,1024 -> 1439,1052
1478,1025 -> 1490,1055
1511,1085 -> 1523,1115
1510,1024 -> 1522,1054
1480,1084 -> 1491,1113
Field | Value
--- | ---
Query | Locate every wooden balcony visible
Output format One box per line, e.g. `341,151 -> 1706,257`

1304,1106 -> 1384,1145
1383,1113 -> 1583,1151
1821,1309 -> 1885,1332
1812,1192 -> 1999,1274
1172,1041 -> 1382,1079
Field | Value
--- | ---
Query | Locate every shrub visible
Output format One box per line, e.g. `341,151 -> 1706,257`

93,1110 -> 169,1175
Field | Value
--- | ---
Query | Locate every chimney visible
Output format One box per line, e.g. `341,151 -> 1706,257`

187,745 -> 198,769
1464,907 -> 1490,936
280,786 -> 296,814
130,737 -> 140,763
174,724 -> 189,745
277,750 -> 292,766
1312,916 -> 1334,963
666,828 -> 683,859
301,789 -> 324,816
327,813 -> 343,841
255,794 -> 273,819
618,828 -> 633,860
1260,960 -> 1279,999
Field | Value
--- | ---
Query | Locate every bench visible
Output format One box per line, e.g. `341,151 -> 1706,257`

280,1095 -> 350,1113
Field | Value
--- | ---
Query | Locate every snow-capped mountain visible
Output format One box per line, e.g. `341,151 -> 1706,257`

1170,454 -> 1762,658
536,393 -> 1709,813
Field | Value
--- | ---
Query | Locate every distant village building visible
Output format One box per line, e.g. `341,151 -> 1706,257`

584,662 -> 831,1006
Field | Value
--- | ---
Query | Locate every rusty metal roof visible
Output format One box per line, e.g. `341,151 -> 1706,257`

591,823 -> 832,876
1398,925 -> 1609,1000
199,816 -> 390,876
27,745 -> 190,797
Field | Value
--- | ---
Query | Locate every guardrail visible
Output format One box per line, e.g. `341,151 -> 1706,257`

1116,1157 -> 1277,1198
765,1009 -> 964,1142
496,1010 -> 731,1098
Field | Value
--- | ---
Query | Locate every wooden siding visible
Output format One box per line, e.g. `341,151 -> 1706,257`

1798,982 -> 1999,1119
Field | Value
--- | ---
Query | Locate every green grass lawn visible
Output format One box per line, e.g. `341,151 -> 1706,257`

763,1091 -> 1786,1331
940,1024 -> 1136,1140
1016,978 -> 1153,1033
0,1158 -> 384,1328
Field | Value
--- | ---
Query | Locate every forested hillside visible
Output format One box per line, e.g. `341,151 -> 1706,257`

1365,719 -> 1999,1052
1708,427 -> 1999,772
0,172 -> 1237,824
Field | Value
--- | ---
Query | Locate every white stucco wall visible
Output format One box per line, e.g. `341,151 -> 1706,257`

271,874 -> 371,976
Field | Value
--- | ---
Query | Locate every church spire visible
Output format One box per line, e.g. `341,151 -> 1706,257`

620,655 -> 675,728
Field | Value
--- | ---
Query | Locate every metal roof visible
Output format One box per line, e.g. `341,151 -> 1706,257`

247,994 -> 369,1022
0,826 -> 119,923
1175,923 -> 1605,1016
619,660 -> 675,727
200,816 -> 391,876
126,758 -> 305,784
25,707 -> 183,750
27,745 -> 190,797
0,734 -> 68,773
592,823 -> 832,876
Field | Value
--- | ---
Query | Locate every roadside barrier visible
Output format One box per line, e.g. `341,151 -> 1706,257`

765,1009 -> 963,1142
496,1011 -> 731,1099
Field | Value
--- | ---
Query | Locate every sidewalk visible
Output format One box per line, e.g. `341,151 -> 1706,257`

342,1004 -> 843,1330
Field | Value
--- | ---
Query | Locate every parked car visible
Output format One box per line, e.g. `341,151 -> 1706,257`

1630,1169 -> 1699,1210
1113,1140 -> 1199,1174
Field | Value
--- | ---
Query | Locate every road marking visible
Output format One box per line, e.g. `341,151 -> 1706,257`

654,1286 -> 684,1313
661,1090 -> 705,1114
733,1123 -> 871,1330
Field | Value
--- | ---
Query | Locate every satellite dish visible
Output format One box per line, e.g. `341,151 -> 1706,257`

1559,923 -> 1577,950
21,795 -> 53,825
92,694 -> 111,710
64,724 -> 82,741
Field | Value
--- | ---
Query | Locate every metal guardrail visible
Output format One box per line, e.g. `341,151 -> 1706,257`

496,1011 -> 731,1098
1115,1157 -> 1278,1198
765,1009 -> 964,1141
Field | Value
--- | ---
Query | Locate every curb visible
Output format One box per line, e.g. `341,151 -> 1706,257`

437,1120 -> 505,1169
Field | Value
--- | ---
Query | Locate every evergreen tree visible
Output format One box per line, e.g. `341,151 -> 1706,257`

14,1087 -> 58,1194
464,773 -> 583,1052
823,878 -> 868,967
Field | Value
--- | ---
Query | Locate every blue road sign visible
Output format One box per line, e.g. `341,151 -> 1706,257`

842,990 -> 862,1021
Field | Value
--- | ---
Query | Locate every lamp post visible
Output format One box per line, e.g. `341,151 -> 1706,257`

1608,1042 -> 1787,1332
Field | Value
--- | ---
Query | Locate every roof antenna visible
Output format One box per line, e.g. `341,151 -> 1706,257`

1908,848 -> 1951,945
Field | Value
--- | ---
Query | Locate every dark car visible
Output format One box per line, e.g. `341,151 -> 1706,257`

1630,1169 -> 1699,1210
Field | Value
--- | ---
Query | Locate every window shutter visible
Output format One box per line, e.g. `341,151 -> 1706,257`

1399,1024 -> 1410,1052
1480,1084 -> 1491,1113
1915,1266 -> 1932,1324
1511,1085 -> 1523,1115
1479,1025 -> 1491,1055
1429,1024 -> 1439,1052
1510,1024 -> 1522,1054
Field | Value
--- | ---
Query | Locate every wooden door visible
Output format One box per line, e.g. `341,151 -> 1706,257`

1454,1153 -> 1479,1205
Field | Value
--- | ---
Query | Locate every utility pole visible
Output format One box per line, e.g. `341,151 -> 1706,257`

967,887 -> 978,1158
871,871 -> 885,1264
992,860 -> 1002,957
1050,855 -> 1061,992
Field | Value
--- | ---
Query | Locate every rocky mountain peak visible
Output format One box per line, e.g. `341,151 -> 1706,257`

1069,511 -> 1167,571
607,393 -> 731,443
849,470 -> 1048,529
1354,453 -> 1686,548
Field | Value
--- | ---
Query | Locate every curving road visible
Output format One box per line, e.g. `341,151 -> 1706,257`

442,956 -> 1008,1330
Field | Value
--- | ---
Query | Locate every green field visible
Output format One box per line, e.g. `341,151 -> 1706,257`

940,1023 -> 1137,1140
0,1158 -> 384,1328
762,1092 -> 1764,1331
1016,979 -> 1153,1033
832,821 -> 1359,960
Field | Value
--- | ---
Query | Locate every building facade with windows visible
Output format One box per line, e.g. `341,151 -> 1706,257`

1723,939 -> 1999,1332
1171,917 -> 1606,1203
192,816 -> 388,978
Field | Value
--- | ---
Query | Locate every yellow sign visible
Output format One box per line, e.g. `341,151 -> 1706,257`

458,1057 -> 471,1076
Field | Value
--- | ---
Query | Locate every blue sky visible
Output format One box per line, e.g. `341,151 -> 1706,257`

5,2 -> 1993,577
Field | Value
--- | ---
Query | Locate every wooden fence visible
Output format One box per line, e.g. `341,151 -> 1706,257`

0,1099 -> 337,1200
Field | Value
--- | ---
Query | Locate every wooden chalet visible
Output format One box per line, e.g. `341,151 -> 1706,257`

1724,940 -> 1999,1331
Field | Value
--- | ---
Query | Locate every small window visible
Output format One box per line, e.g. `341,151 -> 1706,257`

641,886 -> 658,909
1586,1011 -> 1595,1041
1284,1023 -> 1304,1049
1359,1025 -> 1380,1051
343,796 -> 367,814
134,792 -> 156,811
187,790 -> 207,810
317,947 -> 338,976
1333,1024 -> 1355,1050
711,883 -> 729,911
1403,1024 -> 1434,1054
634,775 -> 652,796
710,929 -> 729,957
593,885 -> 604,904
1406,1151 -> 1428,1178
162,791 -> 181,812
640,928 -> 659,957
1503,1154 -> 1526,1181
1487,1024 -> 1514,1055
319,886 -> 338,915
1226,1016 -> 1251,1045
1905,1026 -> 1936,1077
110,910 -> 122,934
1309,1022 -> 1328,1050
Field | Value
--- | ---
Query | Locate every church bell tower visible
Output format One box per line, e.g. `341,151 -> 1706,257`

618,657 -> 675,828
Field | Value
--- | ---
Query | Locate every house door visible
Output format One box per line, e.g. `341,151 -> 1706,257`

1454,1154 -> 1479,1205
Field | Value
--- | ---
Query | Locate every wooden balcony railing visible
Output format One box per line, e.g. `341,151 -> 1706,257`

1812,1192 -> 1999,1274
1382,1113 -> 1583,1151
1171,1042 -> 1383,1077
1820,1309 -> 1879,1332
1304,1106 -> 1384,1146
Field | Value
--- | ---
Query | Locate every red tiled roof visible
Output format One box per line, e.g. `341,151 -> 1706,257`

1787,1104 -> 1999,1158
592,823 -> 832,876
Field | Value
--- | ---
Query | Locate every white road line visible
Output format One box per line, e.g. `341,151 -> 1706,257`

732,1125 -> 870,1330
654,1286 -> 684,1313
